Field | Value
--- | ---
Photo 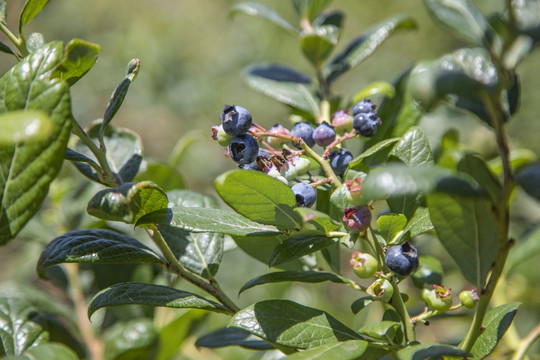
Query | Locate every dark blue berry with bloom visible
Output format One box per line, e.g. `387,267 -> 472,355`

329,148 -> 353,176
312,121 -> 336,146
220,104 -> 253,137
292,182 -> 316,207
240,149 -> 269,171
290,122 -> 315,147
353,112 -> 382,137
229,134 -> 259,165
385,242 -> 419,276
352,99 -> 376,116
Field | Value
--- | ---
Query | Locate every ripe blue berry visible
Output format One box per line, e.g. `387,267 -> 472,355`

329,148 -> 353,177
220,104 -> 253,137
385,242 -> 419,276
240,149 -> 269,171
291,182 -> 316,207
290,122 -> 315,147
353,112 -> 381,137
312,122 -> 336,146
229,134 -> 259,165
352,99 -> 376,116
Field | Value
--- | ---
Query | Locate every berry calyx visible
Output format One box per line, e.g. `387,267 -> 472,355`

220,104 -> 253,137
291,182 -> 316,208
385,242 -> 419,276
345,177 -> 363,205
367,278 -> 393,302
343,206 -> 372,233
350,251 -> 378,278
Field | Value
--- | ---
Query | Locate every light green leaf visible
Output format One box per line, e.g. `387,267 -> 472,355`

88,282 -> 231,319
358,321 -> 401,344
391,127 -> 434,166
229,300 -> 363,349
458,153 -> 501,204
325,15 -> 416,83
104,318 -> 157,360
301,25 -> 339,66
12,343 -> 79,360
243,63 -> 318,115
230,2 -> 297,33
489,148 -> 537,176
377,214 -> 407,243
0,0 -> 6,25
87,181 -> 168,224
512,0 -> 540,39
0,297 -> 48,355
0,41 -> 71,244
352,82 -> 395,103
427,193 -> 498,288
470,302 -> 520,359
411,256 -> 443,288
285,340 -> 368,360
137,207 -> 281,236
239,271 -> 352,294
0,110 -> 52,144
269,233 -> 336,267
294,207 -> 341,233
19,0 -> 49,33
195,327 -> 273,350
349,138 -> 401,170
52,39 -> 101,86
397,343 -> 469,359
25,32 -> 44,53
37,229 -> 163,278
215,170 -> 301,229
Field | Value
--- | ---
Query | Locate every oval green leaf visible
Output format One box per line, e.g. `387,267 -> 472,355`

397,343 -> 470,359
300,25 -> 339,66
239,271 -> 352,294
269,233 -> 337,267
352,82 -> 396,103
229,2 -> 297,33
195,327 -> 273,350
19,0 -> 49,33
285,340 -> 368,360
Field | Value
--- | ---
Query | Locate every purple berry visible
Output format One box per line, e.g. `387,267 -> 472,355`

229,134 -> 259,165
291,182 -> 316,207
343,206 -> 372,233
290,122 -> 315,147
312,121 -> 336,146
352,99 -> 376,116
220,104 -> 252,136
329,148 -> 353,177
385,242 -> 419,276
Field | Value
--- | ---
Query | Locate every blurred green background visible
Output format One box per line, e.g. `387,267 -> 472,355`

1,0 -> 540,359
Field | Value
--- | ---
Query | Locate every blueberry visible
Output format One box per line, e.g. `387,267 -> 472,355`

290,122 -> 315,147
385,242 -> 419,276
291,182 -> 316,207
240,149 -> 269,171
329,148 -> 353,177
312,121 -> 336,146
352,99 -> 376,116
229,134 -> 259,165
220,104 -> 253,136
353,112 -> 381,137
343,206 -> 372,233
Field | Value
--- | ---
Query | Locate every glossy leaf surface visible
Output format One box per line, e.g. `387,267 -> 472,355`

239,271 -> 352,294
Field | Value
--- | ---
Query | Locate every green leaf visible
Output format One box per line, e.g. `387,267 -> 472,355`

411,256 -> 444,288
512,0 -> 540,39
87,181 -> 168,224
516,162 -> 540,202
306,0 -> 333,22
156,310 -> 208,360
37,229 -> 163,278
195,327 -> 273,350
19,0 -> 49,33
351,296 -> 374,314
362,164 -> 485,202
506,225 -> 540,272
0,297 -> 48,355
269,233 -> 336,267
349,138 -> 401,170
229,300 -> 363,349
358,321 -> 401,344
52,39 -> 101,86
167,189 -> 217,208
215,170 -> 301,229
12,343 -> 79,360
232,234 -> 305,270
0,0 -> 6,25
104,318 -> 157,360
239,271 -> 352,294
470,302 -> 520,359
285,340 -> 368,360
301,25 -> 339,66
489,148 -> 537,176
427,193 -> 498,288
0,41 -> 71,244
0,110 -> 53,144
391,127 -> 434,166
377,214 -> 407,243
88,282 -> 231,319
72,122 -> 143,183
397,343 -> 470,359
424,0 -> 496,47
243,63 -> 318,115
100,58 -> 140,138
137,207 -> 281,236
294,207 -> 341,233
325,15 -> 416,83
229,2 -> 297,33
135,160 -> 184,191
352,81 -> 396,103
458,153 -> 501,204
25,32 -> 44,53
0,41 -> 16,56
329,185 -> 348,221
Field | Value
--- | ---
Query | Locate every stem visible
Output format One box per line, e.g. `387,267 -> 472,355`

512,323 -> 540,360
146,226 -> 240,313
301,141 -> 342,187
0,22 -> 26,57
460,95 -> 515,352
65,264 -> 104,360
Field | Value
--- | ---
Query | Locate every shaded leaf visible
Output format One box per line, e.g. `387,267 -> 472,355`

9,343 -> 79,360
458,153 -> 501,204
104,318 -> 157,360
87,181 -> 168,224
294,207 -> 341,233
351,296 -> 374,314
411,256 -> 444,288
397,343 -> 469,359
358,321 -> 401,344
516,162 -> 540,202
229,300 -> 363,349
470,302 -> 520,359
506,225 -> 540,272
215,170 -> 301,229
195,327 -> 273,350
427,193 -> 498,288
403,206 -> 434,238
19,0 -> 49,33
349,138 -> 401,170
391,127 -> 434,166
52,39 -> 101,86
137,207 -> 281,236
0,41 -> 16,56
88,282 -> 230,319
301,25 -> 339,66
135,160 -> 184,191
0,41 -> 71,244
285,340 -> 368,360
230,2 -> 297,33
269,233 -> 336,267
239,271 -> 352,294
37,229 -> 163,278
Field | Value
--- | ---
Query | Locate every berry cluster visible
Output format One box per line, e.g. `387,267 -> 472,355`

352,99 -> 382,137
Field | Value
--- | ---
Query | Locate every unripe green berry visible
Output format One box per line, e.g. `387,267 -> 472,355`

211,124 -> 232,147
459,290 -> 478,309
366,279 -> 393,302
293,157 -> 311,176
350,251 -> 378,278
425,285 -> 452,312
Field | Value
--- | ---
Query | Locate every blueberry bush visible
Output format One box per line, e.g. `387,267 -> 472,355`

1,0 -> 540,359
